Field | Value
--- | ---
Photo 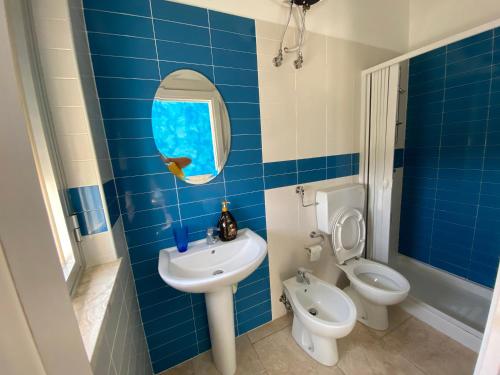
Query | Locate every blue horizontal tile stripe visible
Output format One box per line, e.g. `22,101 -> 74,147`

231,119 -> 261,135
87,33 -> 157,59
262,153 -> 359,189
95,77 -> 159,99
298,168 -> 326,184
154,19 -> 210,46
211,29 -> 256,53
104,118 -> 154,139
68,185 -> 109,235
213,66 -> 258,86
68,185 -> 103,213
402,26 -> 499,289
111,155 -> 164,177
213,48 -> 257,70
100,98 -> 153,119
91,55 -> 158,79
84,9 -> 153,38
156,40 -> 212,65
77,209 -> 108,235
217,85 -> 259,103
115,173 -> 176,196
224,163 -> 262,181
208,10 -> 255,36
264,160 -> 297,176
83,0 -> 151,16
151,0 -> 208,27
298,156 -> 326,171
159,60 -> 214,81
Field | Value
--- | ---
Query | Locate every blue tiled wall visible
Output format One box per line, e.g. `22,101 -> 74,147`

263,153 -> 359,189
82,0 -> 361,371
68,185 -> 108,235
82,1 -> 270,372
394,148 -> 405,169
400,27 -> 500,288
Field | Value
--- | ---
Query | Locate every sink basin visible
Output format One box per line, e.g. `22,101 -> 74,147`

158,228 -> 267,293
157,228 -> 267,375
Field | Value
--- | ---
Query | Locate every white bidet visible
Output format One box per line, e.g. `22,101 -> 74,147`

283,272 -> 356,366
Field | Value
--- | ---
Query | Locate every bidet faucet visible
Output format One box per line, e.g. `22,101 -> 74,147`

206,227 -> 219,245
296,267 -> 312,285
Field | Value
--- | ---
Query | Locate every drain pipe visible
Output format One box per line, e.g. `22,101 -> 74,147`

280,292 -> 293,312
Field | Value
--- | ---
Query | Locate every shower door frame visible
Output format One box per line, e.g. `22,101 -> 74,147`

360,17 -> 500,262
359,18 -> 500,374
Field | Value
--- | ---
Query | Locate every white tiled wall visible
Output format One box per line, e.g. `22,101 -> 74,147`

31,0 -> 117,266
31,0 -> 98,189
256,20 -> 399,319
256,20 -> 398,164
91,260 -> 153,375
68,0 -> 115,184
265,177 -> 356,318
30,3 -> 151,373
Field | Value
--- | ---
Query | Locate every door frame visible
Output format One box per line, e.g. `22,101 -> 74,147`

8,0 -> 84,292
0,0 -> 92,373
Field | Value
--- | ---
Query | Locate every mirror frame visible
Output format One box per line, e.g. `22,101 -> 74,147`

152,69 -> 231,185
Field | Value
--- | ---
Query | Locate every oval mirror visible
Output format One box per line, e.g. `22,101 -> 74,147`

152,69 -> 231,185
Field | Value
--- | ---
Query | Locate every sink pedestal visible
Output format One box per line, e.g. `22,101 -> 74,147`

205,286 -> 236,375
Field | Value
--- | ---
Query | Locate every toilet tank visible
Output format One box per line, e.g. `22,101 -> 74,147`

316,184 -> 366,234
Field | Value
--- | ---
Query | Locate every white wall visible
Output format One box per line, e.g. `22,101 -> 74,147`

31,0 -> 120,266
0,2 -> 93,371
409,0 -> 500,49
174,0 -> 409,52
257,21 -> 398,163
256,20 -> 398,318
0,244 -> 47,375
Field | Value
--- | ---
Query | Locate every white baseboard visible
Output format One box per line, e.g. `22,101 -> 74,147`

401,295 -> 483,352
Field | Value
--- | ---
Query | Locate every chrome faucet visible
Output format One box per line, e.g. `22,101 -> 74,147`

296,267 -> 312,285
206,227 -> 219,245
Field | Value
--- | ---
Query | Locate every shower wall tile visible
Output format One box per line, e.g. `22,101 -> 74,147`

400,27 -> 500,288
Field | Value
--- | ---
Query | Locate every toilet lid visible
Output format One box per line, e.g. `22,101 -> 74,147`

330,207 -> 366,264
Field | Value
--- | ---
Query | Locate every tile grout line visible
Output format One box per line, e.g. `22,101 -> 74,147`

426,45 -> 448,265
84,7 -> 258,38
468,36 -> 495,279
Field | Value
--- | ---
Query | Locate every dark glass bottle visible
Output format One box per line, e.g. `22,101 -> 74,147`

217,200 -> 238,241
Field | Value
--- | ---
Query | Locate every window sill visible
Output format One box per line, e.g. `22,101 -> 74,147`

72,258 -> 122,360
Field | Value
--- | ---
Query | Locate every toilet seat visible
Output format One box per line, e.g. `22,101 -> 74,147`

338,258 -> 410,305
330,207 -> 366,265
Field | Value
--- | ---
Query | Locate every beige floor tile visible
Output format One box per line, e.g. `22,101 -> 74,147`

253,325 -> 344,375
382,318 -> 478,375
192,336 -> 266,375
337,323 -> 424,375
364,305 -> 412,339
247,314 -> 293,344
159,360 -> 195,375
191,352 -> 220,375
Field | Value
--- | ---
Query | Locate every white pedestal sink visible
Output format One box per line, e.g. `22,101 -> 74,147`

158,229 -> 267,375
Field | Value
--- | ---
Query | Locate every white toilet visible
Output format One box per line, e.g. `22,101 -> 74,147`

283,272 -> 356,366
316,184 -> 410,331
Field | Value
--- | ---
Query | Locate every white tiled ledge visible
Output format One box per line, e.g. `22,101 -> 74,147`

72,258 -> 122,360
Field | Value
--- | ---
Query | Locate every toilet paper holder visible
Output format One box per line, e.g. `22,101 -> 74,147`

309,231 -> 325,245
305,231 -> 325,261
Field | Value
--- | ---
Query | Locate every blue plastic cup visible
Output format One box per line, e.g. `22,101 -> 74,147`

173,225 -> 189,253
